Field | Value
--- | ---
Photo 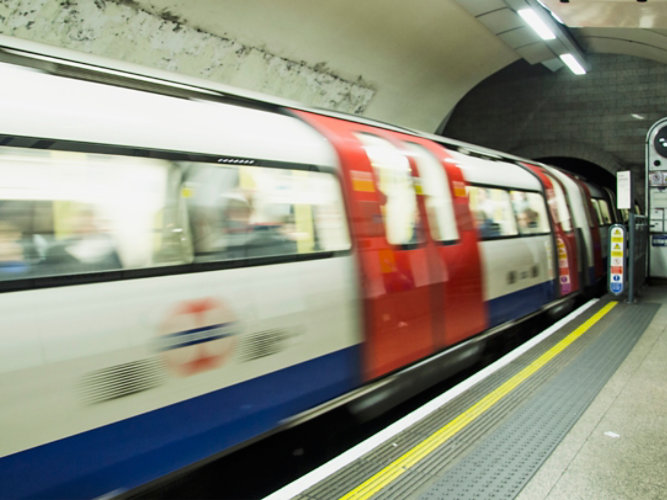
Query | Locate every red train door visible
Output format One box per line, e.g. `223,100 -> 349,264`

521,163 -> 580,296
402,138 -> 486,346
578,181 -> 604,282
293,111 -> 438,380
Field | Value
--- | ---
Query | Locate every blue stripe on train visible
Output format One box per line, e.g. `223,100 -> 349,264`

487,280 -> 555,328
1,346 -> 361,499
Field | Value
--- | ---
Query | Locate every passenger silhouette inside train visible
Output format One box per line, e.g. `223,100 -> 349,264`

516,209 -> 539,233
44,207 -> 121,274
221,193 -> 297,259
0,220 -> 30,278
512,192 -> 540,234
474,211 -> 500,238
473,188 -> 501,238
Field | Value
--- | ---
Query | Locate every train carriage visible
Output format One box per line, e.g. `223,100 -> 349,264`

0,36 -> 610,499
445,151 -> 557,326
585,180 -> 618,270
544,167 -> 605,291
519,161 -> 581,297
0,55 -> 362,499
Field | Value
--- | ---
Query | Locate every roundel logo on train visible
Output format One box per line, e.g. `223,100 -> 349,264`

156,298 -> 239,376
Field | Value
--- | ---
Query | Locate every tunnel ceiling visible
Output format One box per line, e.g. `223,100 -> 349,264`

1,0 -> 665,132
542,0 -> 667,63
130,0 -> 667,129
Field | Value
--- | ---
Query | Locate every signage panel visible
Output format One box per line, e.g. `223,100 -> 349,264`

617,171 -> 631,210
608,224 -> 625,296
648,117 -> 667,278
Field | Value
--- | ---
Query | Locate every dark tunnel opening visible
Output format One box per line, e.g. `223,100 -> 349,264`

536,156 -> 616,191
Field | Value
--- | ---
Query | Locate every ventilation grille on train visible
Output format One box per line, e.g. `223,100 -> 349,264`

240,328 -> 290,361
80,358 -> 166,405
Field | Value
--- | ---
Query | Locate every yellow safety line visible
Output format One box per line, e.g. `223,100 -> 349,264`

340,301 -> 618,500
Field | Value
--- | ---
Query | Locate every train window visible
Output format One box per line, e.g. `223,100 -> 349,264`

597,198 -> 613,225
356,134 -> 422,246
510,191 -> 550,235
184,164 -> 350,261
591,199 -> 604,225
467,186 -> 518,239
0,147 -> 188,281
404,143 -> 458,243
0,146 -> 350,283
543,173 -> 573,233
586,199 -> 597,228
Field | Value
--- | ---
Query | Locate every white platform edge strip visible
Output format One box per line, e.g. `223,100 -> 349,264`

263,298 -> 600,500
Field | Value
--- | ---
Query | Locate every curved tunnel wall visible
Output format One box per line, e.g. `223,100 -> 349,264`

442,53 -> 667,207
0,0 -> 518,132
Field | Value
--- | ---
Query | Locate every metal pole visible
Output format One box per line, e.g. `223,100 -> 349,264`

628,212 -> 635,303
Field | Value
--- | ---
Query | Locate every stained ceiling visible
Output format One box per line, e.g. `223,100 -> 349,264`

2,0 -> 664,131
130,0 -> 666,129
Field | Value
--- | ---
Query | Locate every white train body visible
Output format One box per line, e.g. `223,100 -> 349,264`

0,37 -> 613,498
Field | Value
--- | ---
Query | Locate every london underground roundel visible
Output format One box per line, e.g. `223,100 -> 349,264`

157,298 -> 238,376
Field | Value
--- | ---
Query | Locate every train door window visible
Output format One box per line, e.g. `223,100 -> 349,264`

467,186 -> 518,239
543,173 -> 573,233
587,200 -> 597,228
510,191 -> 550,235
579,185 -> 597,228
355,133 -> 422,246
597,198 -> 613,225
0,146 -> 189,281
184,163 -> 350,261
404,143 -> 458,243
591,199 -> 604,225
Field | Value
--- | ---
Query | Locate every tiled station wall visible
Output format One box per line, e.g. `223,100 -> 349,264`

443,54 -> 667,207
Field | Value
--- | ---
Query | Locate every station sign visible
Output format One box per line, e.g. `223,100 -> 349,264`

616,171 -> 631,210
608,224 -> 625,295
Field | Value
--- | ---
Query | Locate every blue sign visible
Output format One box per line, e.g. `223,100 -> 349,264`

652,235 -> 667,247
610,282 -> 623,294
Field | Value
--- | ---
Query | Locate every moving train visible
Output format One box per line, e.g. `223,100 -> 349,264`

0,37 -> 619,498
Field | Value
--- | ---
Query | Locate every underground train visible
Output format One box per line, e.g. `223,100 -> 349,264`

0,37 -> 619,499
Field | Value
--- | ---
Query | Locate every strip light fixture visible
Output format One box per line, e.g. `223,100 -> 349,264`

518,8 -> 556,40
559,53 -> 586,75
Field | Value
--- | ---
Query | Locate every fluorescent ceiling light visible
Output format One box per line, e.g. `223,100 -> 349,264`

559,53 -> 587,75
518,8 -> 556,40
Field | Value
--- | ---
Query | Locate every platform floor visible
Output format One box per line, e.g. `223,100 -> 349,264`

517,285 -> 667,500
266,285 -> 667,500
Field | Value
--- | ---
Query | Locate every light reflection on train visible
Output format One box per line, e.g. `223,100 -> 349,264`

0,42 -> 621,499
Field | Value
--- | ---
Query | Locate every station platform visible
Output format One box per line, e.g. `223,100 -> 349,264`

265,286 -> 667,499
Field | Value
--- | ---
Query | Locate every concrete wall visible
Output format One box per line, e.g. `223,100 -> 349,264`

0,0 -> 375,114
443,53 -> 667,203
0,0 -> 518,131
